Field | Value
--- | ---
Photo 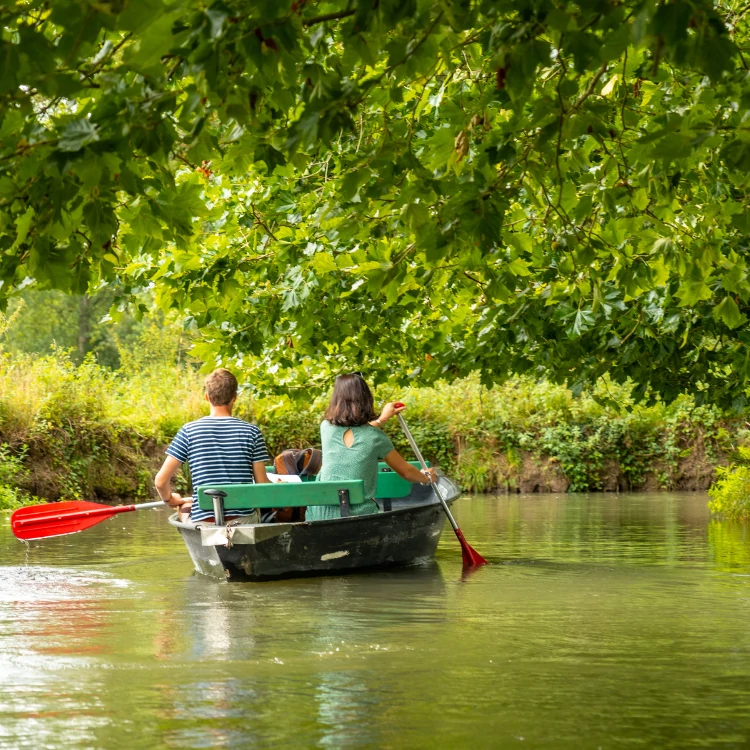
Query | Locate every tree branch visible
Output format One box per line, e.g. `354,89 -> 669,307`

302,9 -> 356,27
569,62 -> 608,113
251,204 -> 278,241
464,270 -> 486,287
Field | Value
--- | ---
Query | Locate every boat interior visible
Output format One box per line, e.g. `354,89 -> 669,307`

171,462 -> 460,532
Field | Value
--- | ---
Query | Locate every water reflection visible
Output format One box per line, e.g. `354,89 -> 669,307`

461,492 -> 713,567
708,519 -> 750,572
1,495 -> 750,749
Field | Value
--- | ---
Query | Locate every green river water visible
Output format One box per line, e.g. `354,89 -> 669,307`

2,493 -> 750,749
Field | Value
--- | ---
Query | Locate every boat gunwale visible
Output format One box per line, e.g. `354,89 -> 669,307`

166,494 -> 453,534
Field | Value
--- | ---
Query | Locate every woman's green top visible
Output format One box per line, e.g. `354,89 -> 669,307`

306,420 -> 395,521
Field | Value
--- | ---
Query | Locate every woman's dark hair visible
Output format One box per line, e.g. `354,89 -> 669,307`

324,374 -> 377,426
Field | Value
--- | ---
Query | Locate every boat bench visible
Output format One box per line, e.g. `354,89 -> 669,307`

198,481 -> 365,522
374,461 -> 428,502
262,460 -> 429,503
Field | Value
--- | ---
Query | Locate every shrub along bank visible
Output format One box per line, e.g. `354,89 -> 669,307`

0,347 -> 744,511
708,447 -> 750,519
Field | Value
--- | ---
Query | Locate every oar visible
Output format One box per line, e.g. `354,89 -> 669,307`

10,500 -> 166,541
394,408 -> 487,567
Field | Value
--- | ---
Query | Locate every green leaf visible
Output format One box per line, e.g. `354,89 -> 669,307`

340,169 -> 369,202
567,32 -> 601,72
571,308 -> 596,336
255,144 -> 286,174
676,279 -> 713,307
311,252 -> 338,274
153,183 -> 206,239
507,258 -> 531,276
58,119 -> 99,152
651,237 -> 675,256
713,296 -> 746,329
422,126 -> 455,170
123,10 -> 181,72
83,200 -> 117,245
12,207 -> 35,249
632,189 -> 649,210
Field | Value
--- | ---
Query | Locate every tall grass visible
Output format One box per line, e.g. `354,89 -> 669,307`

708,446 -> 750,519
0,311 -> 744,507
0,316 -> 207,506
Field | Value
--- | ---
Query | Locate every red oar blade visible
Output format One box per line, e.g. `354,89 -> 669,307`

454,528 -> 488,567
11,501 -> 130,541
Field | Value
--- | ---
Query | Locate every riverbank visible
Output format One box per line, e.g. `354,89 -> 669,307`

0,347 -> 743,509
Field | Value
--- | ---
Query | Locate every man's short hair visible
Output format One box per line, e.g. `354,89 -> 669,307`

205,368 -> 238,406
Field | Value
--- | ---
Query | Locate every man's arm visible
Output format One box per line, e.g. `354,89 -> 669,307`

155,456 -> 187,506
253,461 -> 272,484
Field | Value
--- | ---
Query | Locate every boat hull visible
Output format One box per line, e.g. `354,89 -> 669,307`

169,495 -> 453,581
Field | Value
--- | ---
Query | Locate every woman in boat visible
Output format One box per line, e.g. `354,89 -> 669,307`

307,373 -> 437,521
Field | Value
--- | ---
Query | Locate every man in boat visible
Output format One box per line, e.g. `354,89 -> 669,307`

154,368 -> 272,523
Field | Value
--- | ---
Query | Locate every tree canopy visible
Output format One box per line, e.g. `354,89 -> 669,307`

2,0 -> 750,405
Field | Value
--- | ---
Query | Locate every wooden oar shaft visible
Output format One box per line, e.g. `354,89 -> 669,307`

15,501 -> 164,528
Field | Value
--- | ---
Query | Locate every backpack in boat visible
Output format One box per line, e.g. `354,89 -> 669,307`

274,447 -> 322,478
263,448 -> 322,523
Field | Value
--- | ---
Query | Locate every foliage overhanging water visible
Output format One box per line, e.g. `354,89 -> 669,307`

2,493 -> 750,749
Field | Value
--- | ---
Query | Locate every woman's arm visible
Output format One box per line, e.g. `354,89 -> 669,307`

372,403 -> 437,483
383,449 -> 438,484
369,401 -> 406,427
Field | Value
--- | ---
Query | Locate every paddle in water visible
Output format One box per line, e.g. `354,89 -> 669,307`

11,500 -> 166,541
394,406 -> 487,567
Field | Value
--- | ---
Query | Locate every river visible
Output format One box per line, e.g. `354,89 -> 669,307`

1,493 -> 750,749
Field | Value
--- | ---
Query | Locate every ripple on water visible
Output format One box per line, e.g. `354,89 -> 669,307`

0,566 -> 132,604
0,566 -> 137,685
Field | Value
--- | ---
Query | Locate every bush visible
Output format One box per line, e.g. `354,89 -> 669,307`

0,443 -> 42,510
0,324 -> 741,505
0,322 -> 206,504
708,446 -> 750,519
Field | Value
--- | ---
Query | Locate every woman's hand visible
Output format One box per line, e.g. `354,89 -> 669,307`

421,468 -> 437,484
378,401 -> 407,424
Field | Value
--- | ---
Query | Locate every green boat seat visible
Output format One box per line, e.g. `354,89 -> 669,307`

264,460 -> 429,497
375,460 -> 429,499
198,480 -> 365,512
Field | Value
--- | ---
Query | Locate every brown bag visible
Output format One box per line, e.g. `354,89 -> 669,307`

274,447 -> 322,478
266,448 -> 322,523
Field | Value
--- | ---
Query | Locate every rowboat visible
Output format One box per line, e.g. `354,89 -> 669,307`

168,465 -> 461,581
11,417 -> 483,574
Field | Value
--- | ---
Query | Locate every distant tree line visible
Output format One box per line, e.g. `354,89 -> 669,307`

7,290 -> 151,369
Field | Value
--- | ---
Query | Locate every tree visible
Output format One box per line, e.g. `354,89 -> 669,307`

2,0 -> 750,404
4,289 -> 143,367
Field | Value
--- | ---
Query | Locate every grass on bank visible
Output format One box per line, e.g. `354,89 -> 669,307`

1,315 -> 747,511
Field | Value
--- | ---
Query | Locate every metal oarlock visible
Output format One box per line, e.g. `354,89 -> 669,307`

205,489 -> 227,526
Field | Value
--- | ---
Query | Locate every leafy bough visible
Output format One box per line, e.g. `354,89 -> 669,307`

1,0 -> 750,405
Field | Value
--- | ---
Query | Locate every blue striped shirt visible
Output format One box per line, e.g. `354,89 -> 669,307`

166,417 -> 270,522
